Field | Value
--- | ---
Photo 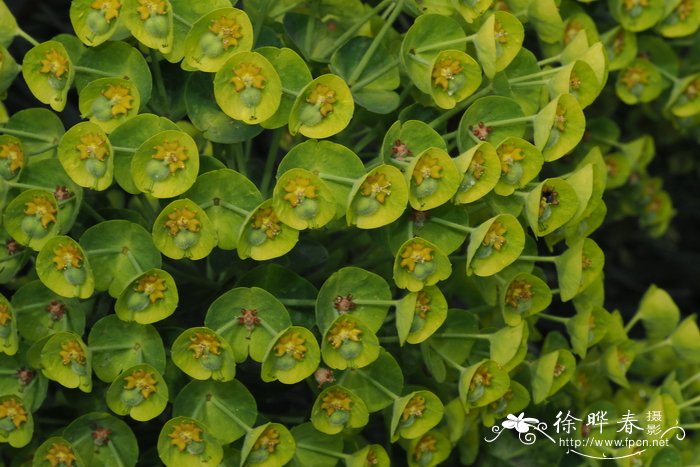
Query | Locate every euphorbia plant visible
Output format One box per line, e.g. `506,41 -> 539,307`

0,0 -> 699,466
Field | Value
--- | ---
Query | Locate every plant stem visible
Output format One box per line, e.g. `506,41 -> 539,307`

408,53 -> 431,66
318,173 -> 357,186
653,64 -> 680,84
327,0 -> 394,55
680,371 -> 700,390
81,202 -> 105,222
258,318 -> 278,336
679,394 -> 700,410
590,136 -> 622,149
510,80 -> 550,88
538,54 -> 561,66
84,247 -> 123,256
435,333 -> 490,341
637,339 -> 671,356
352,59 -> 400,92
125,250 -> 144,275
90,343 -> 136,352
427,84 -> 492,129
200,199 -> 252,217
296,443 -> 351,460
111,145 -> 136,153
0,127 -> 55,143
379,336 -> 400,343
260,129 -> 282,196
73,66 -> 117,78
354,368 -> 400,400
281,87 -> 299,97
4,181 -> 51,191
430,344 -> 466,371
16,28 -> 39,46
209,397 -> 253,433
348,0 -> 403,85
27,144 -> 58,156
149,49 -> 171,117
537,313 -> 569,324
429,216 -> 475,234
481,115 -> 536,128
353,298 -> 399,307
107,439 -> 127,467
507,67 -> 563,84
278,298 -> 316,307
518,255 -> 558,263
413,34 -> 476,54
364,156 -> 384,171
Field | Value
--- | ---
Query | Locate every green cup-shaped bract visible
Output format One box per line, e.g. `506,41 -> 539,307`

347,164 -> 409,229
474,11 -> 524,78
610,0 -> 666,32
0,293 -> 18,356
171,327 -> 235,382
500,273 -> 552,326
525,177 -> 580,237
106,363 -> 168,421
458,96 -> 528,152
33,437 -> 85,467
531,349 -> 576,403
321,315 -> 380,370
393,237 -> 452,292
58,121 -> 114,191
214,51 -> 282,125
78,77 -> 141,133
70,0 -> 123,46
453,142 -> 501,204
406,147 -> 462,211
390,390 -> 444,442
311,385 -> 369,435
122,0 -> 173,53
396,286 -> 448,345
0,395 -> 33,448
466,214 -> 525,277
184,7 -> 253,72
289,74 -> 354,139
157,416 -> 223,467
380,120 -> 447,164
22,41 -> 74,112
63,412 -> 140,467
38,331 -> 92,392
262,325 -> 320,384
459,359 -> 510,410
152,198 -> 217,260
237,199 -> 299,261
240,422 -> 296,467
273,167 -> 337,230
36,235 -> 94,299
533,93 -> 586,162
115,268 -> 178,324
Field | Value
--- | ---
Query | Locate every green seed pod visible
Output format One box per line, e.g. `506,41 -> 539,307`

144,15 -> 169,38
412,261 -> 436,280
417,451 -> 433,466
86,9 -> 111,35
186,441 -> 205,455
298,103 -> 323,127
414,178 -> 439,198
447,73 -> 467,96
503,162 -> 523,185
338,340 -> 363,360
459,172 -> 477,193
295,198 -> 319,219
198,32 -> 224,58
515,298 -> 532,314
145,159 -> 170,182
70,360 -> 87,376
400,414 -> 416,428
410,314 -> 425,333
354,196 -> 380,216
173,230 -> 200,250
247,448 -> 270,464
0,325 -> 10,338
475,244 -> 493,259
127,292 -> 150,312
274,353 -> 297,371
247,228 -> 268,246
63,266 -> 87,286
85,158 -> 108,178
200,353 -> 222,371
48,75 -> 68,90
90,96 -> 114,121
468,383 -> 485,402
21,216 -> 49,238
539,204 -> 553,224
0,417 -> 16,432
120,387 -> 145,407
327,409 -> 350,426
240,87 -> 262,108
0,160 -> 17,179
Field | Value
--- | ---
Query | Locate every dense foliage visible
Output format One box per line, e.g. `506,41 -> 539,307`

1,0 -> 700,465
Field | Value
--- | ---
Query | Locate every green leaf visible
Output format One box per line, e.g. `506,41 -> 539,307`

131,130 -> 200,198
527,0 -> 564,43
633,285 -> 680,341
183,7 -> 254,72
3,108 -> 64,158
21,41 -> 74,111
173,379 -> 257,444
106,363 -> 168,421
63,412 -> 139,467
310,385 -> 369,435
36,235 -> 94,299
152,199 -> 217,260
88,315 -> 166,382
291,423 -> 343,467
214,51 -> 282,125
567,305 -> 610,358
157,416 -> 224,467
115,268 -> 178,324
205,286 -> 292,363
669,315 -> 700,364
381,120 -> 446,163
316,266 -> 392,334
81,219 -> 162,297
458,96 -> 527,153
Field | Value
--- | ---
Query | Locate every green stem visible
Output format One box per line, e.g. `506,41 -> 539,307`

537,313 -> 569,324
389,158 -> 409,168
107,438 -> 126,467
4,181 -> 51,191
680,423 -> 700,430
653,64 -> 680,84
73,66 -> 118,78
318,172 -> 357,186
0,369 -> 19,375
278,298 -> 316,307
429,216 -> 475,234
111,145 -> 136,153
0,127 -> 55,143
637,339 -> 671,356
481,115 -> 536,128
16,28 -> 39,46
233,144 -> 247,177
510,80 -> 550,87
81,202 -> 106,222
679,394 -> 700,410
85,247 -> 123,256
296,443 -> 351,460
435,333 -> 490,341
408,53 -> 431,66
537,54 -> 561,66
172,12 -> 193,28
379,336 -> 400,343
427,84 -> 493,129
282,87 -> 299,97
430,344 -> 466,371
519,255 -> 558,263
413,34 -> 476,54
354,131 -> 378,154
364,156 -> 384,171
209,397 -> 253,433
348,0 -> 403,85
149,49 -> 171,117
258,318 -> 278,336
353,298 -> 399,307
328,0 -> 395,54
680,371 -> 700,390
354,368 -> 400,400
352,59 -> 400,92
260,129 -> 282,196
197,199 -> 251,217
590,136 -> 622,149
90,343 -> 136,352
27,144 -> 58,156
507,67 -> 563,84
